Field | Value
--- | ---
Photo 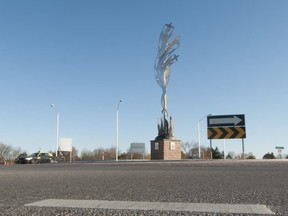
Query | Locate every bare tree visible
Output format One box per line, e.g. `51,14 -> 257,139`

9,147 -> 23,160
93,147 -> 105,160
201,147 -> 212,159
81,149 -> 94,161
104,147 -> 116,160
0,143 -> 12,162
0,143 -> 24,162
80,147 -> 117,161
181,142 -> 192,156
181,141 -> 198,158
72,146 -> 80,161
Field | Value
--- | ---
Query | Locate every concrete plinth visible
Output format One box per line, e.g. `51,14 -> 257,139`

150,139 -> 181,160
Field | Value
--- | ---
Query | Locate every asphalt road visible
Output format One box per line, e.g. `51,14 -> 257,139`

0,160 -> 287,215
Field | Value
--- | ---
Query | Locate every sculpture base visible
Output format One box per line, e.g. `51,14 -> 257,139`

150,139 -> 181,160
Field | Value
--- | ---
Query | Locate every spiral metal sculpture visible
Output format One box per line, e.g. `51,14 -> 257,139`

154,23 -> 180,139
154,22 -> 180,118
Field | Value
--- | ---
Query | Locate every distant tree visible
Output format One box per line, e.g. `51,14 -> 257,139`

181,141 -> 198,158
105,147 -> 116,160
10,147 -> 23,160
181,151 -> 186,159
0,143 -> 11,162
93,147 -> 105,160
201,147 -> 212,159
72,147 -> 80,161
181,142 -> 190,157
286,155 -> 288,159
226,152 -> 235,159
0,142 -> 24,163
118,149 -> 145,160
225,151 -> 256,159
263,152 -> 276,159
119,148 -> 146,160
131,152 -> 145,160
212,147 -> 224,159
119,152 -> 130,160
181,145 -> 214,159
80,147 -> 116,161
80,149 -> 93,161
246,153 -> 256,159
238,152 -> 256,159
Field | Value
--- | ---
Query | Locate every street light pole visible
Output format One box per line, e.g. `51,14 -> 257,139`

116,99 -> 123,161
197,114 -> 211,159
51,104 -> 59,157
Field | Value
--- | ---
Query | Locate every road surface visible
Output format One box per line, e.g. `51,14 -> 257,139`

0,160 -> 287,215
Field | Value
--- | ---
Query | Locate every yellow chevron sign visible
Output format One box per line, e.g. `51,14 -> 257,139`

208,127 -> 246,139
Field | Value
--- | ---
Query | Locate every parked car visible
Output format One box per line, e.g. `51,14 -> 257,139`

15,153 -> 28,164
16,152 -> 57,164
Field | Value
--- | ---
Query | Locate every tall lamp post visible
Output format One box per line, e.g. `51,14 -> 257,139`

116,99 -> 123,161
197,114 -> 211,159
51,104 -> 59,157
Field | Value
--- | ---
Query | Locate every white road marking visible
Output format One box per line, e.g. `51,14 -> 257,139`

25,199 -> 274,215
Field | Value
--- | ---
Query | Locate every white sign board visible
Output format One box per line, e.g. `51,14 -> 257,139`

59,138 -> 72,152
131,143 -> 145,154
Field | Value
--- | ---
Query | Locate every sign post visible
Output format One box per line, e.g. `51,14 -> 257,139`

210,139 -> 212,160
207,114 -> 246,159
242,139 -> 245,159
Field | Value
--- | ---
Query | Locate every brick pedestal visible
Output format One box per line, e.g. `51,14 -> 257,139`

150,139 -> 181,160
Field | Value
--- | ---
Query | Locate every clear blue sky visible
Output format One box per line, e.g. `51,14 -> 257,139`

1,0 -> 287,159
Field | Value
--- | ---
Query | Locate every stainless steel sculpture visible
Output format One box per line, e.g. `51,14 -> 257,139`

154,23 -> 180,139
